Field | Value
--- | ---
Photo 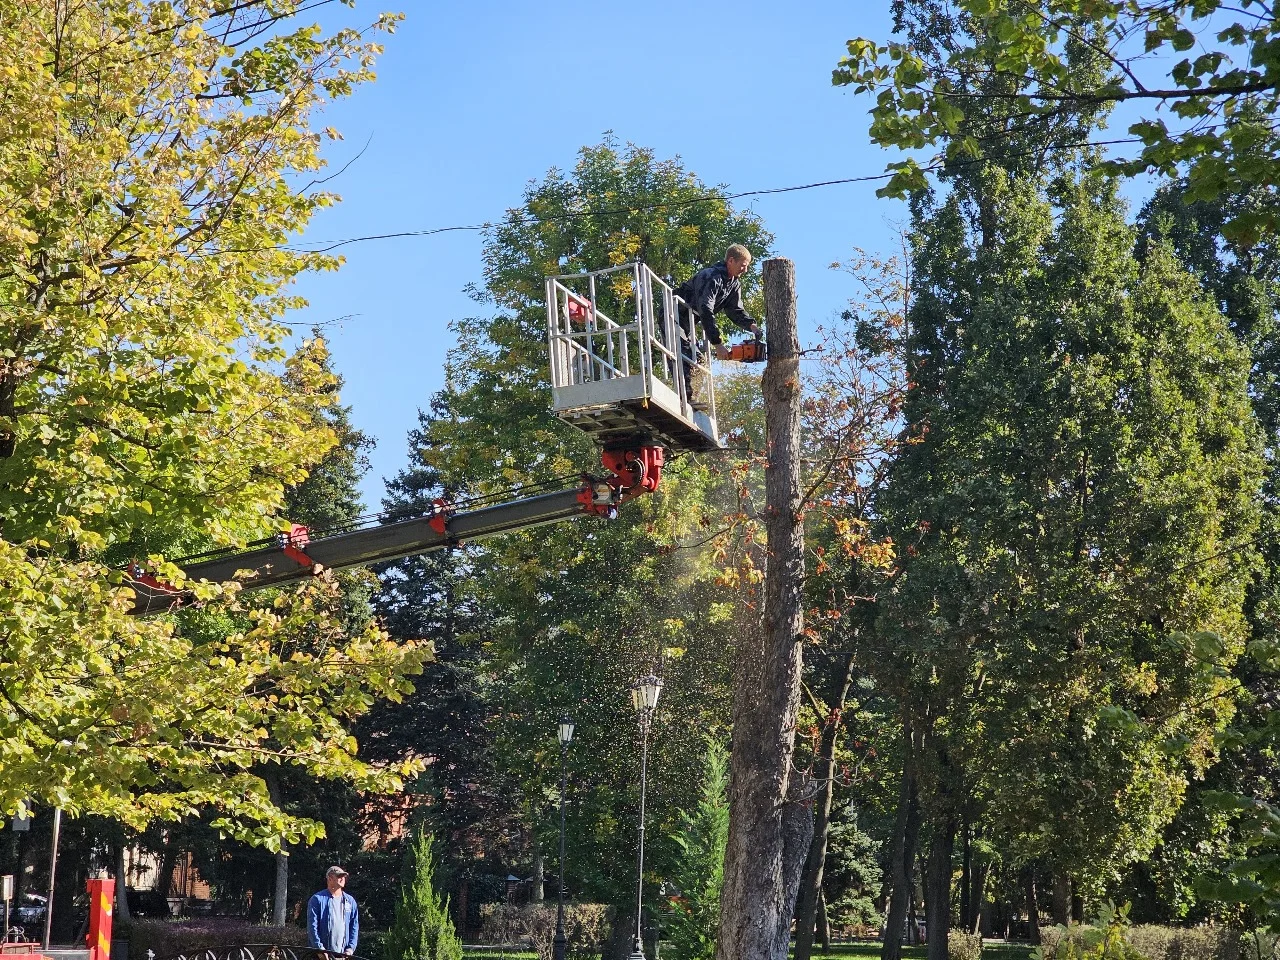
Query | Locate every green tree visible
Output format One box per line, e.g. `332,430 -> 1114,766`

835,0 -> 1280,241
385,137 -> 770,957
0,0 -> 422,841
868,117 -> 1262,960
662,737 -> 730,960
382,828 -> 464,960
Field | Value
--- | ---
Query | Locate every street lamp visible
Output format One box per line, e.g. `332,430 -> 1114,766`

552,717 -> 575,960
628,674 -> 663,960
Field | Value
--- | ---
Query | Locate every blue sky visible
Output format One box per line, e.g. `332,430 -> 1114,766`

289,1 -> 909,507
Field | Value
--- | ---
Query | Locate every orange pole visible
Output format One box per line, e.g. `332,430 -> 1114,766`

85,877 -> 114,960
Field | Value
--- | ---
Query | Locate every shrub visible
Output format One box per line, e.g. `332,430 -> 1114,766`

1127,924 -> 1240,960
1033,912 -> 1240,960
127,918 -> 308,959
381,830 -> 463,960
477,903 -> 610,960
948,928 -> 983,960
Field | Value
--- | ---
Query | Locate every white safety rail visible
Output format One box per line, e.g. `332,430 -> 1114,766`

545,262 -> 721,452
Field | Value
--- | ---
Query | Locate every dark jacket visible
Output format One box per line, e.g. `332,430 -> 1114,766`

307,890 -> 359,954
675,261 -> 755,345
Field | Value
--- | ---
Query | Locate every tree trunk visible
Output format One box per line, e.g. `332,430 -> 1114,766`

924,820 -> 955,960
157,840 -> 178,900
1051,871 -> 1070,926
605,907 -> 636,960
968,856 -> 988,935
1024,870 -> 1041,945
262,769 -> 288,926
793,653 -> 857,960
716,258 -> 806,960
272,852 -> 289,926
532,849 -> 545,903
777,788 -> 815,951
880,726 -> 920,960
114,843 -> 131,924
959,821 -> 970,939
816,889 -> 830,951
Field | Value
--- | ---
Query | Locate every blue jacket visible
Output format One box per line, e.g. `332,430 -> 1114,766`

674,261 -> 755,345
307,890 -> 359,954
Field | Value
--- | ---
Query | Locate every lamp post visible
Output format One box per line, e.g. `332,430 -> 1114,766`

552,717 -> 575,960
628,674 -> 663,960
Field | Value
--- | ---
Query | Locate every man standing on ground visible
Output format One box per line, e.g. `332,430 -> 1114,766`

675,243 -> 761,360
307,866 -> 359,958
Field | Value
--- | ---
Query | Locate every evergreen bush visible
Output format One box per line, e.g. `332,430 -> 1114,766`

661,737 -> 729,960
947,928 -> 983,960
381,829 -> 463,960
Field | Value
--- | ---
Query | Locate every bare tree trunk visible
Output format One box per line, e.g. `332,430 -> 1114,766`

881,725 -> 920,960
272,852 -> 288,926
1025,870 -> 1041,945
968,854 -> 988,935
532,849 -> 545,903
262,769 -> 288,926
816,889 -> 830,951
924,820 -> 954,960
114,843 -> 131,924
793,653 -> 856,960
777,791 -> 815,950
1051,871 -> 1070,926
716,258 -> 806,960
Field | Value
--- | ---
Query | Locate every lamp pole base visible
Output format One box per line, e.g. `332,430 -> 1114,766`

552,931 -> 568,960
627,936 -> 646,960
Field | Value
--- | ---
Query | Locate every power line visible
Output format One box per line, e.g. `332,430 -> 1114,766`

207,135 -> 1148,258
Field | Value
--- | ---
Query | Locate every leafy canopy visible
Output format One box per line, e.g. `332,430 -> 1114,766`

835,0 -> 1280,241
0,0 -> 422,842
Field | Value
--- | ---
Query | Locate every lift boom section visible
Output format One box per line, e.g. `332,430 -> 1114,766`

127,261 -> 724,617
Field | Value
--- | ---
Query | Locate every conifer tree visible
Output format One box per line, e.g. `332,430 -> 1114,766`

382,829 -> 464,960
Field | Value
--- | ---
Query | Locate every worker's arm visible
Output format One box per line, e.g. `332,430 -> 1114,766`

721,282 -> 758,334
694,276 -> 724,345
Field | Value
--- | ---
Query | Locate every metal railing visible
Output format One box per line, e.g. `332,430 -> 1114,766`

545,262 -> 716,424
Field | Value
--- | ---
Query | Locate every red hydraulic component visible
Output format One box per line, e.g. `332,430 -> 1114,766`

428,498 -> 451,536
279,523 -> 316,569
86,875 -> 114,960
601,445 -> 664,499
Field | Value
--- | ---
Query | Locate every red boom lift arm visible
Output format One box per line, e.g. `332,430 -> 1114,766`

126,445 -> 664,616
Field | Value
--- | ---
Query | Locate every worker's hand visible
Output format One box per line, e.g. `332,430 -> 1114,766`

715,343 -> 731,360
749,323 -> 762,338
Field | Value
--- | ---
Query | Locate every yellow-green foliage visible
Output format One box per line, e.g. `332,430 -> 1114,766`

0,0 -> 423,843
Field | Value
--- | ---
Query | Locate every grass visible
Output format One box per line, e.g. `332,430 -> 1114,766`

799,942 -> 1035,959
458,942 -> 1036,960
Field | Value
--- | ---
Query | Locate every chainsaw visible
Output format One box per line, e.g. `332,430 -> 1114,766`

725,333 -> 767,363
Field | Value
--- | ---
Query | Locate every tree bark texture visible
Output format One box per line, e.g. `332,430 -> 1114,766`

968,855 -> 988,935
881,725 -> 920,960
532,849 -> 545,903
777,794 -> 815,950
793,653 -> 857,960
272,852 -> 289,926
716,258 -> 807,960
924,820 -> 955,960
1051,871 -> 1070,926
1025,871 -> 1042,945
817,889 -> 830,951
262,768 -> 289,926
